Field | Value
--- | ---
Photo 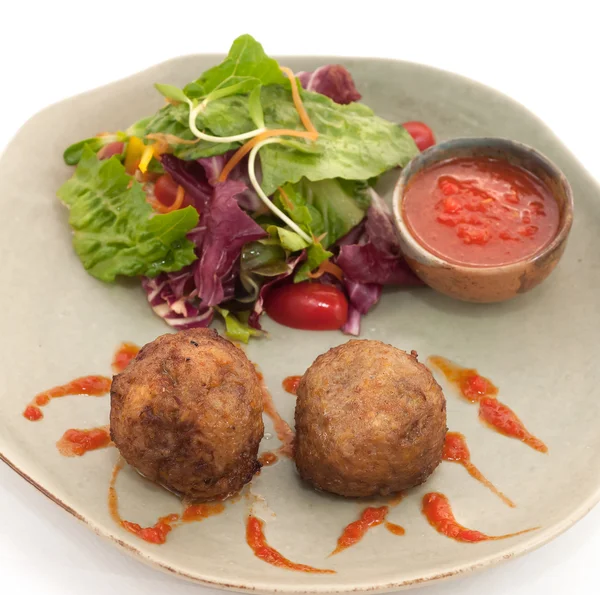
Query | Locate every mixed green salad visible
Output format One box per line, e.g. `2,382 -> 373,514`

58,35 -> 423,341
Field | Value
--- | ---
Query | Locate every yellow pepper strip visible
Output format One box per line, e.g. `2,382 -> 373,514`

124,137 -> 145,175
138,145 -> 154,174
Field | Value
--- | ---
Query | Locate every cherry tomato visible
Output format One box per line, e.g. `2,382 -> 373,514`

154,173 -> 192,209
265,282 -> 348,331
401,121 -> 435,151
97,141 -> 124,160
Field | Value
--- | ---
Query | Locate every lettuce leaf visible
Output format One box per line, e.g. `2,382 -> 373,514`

294,242 -> 333,283
215,307 -> 263,344
183,34 -> 286,100
145,85 -> 417,194
57,147 -> 198,282
259,86 -> 418,194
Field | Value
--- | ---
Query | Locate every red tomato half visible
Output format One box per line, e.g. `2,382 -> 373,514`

154,174 -> 194,209
402,121 -> 435,151
154,174 -> 180,207
97,141 -> 124,160
265,282 -> 348,331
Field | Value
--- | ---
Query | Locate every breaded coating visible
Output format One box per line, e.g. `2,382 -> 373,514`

295,340 -> 446,497
110,329 -> 264,501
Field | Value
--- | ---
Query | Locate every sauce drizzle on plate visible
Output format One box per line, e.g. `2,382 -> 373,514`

331,506 -> 389,555
443,432 -> 515,507
422,492 -> 537,543
57,426 -> 112,457
282,375 -> 302,395
23,375 -> 111,421
429,356 -> 547,453
112,342 -> 140,374
246,515 -> 335,574
257,370 -> 295,458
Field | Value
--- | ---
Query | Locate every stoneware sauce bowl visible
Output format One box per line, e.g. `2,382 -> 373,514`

392,137 -> 574,303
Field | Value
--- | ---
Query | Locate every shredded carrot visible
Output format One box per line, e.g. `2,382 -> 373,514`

278,186 -> 295,211
149,185 -> 185,214
170,186 -> 186,212
314,232 -> 327,245
280,66 -> 317,135
308,260 -> 344,281
218,129 -> 317,183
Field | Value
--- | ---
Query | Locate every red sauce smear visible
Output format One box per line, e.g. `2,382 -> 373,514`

385,522 -> 405,536
443,432 -> 515,507
259,452 -> 279,467
108,458 -> 227,545
108,459 -> 178,545
403,156 -> 560,267
57,425 -> 112,457
112,342 -> 140,374
22,375 -> 112,421
479,397 -> 548,453
122,514 -> 179,544
428,356 -> 547,453
246,515 -> 335,573
422,492 -> 537,543
182,502 -> 225,522
257,370 -> 295,458
282,375 -> 301,395
331,506 -> 389,555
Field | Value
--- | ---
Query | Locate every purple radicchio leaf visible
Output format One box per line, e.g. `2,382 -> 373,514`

198,153 -> 264,213
248,251 -> 306,330
336,189 -> 423,286
142,272 -> 213,331
341,280 -> 382,336
194,179 -> 267,307
161,154 -> 212,213
295,65 -> 362,104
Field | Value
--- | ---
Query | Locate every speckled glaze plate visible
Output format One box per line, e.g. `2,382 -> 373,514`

1,54 -> 599,594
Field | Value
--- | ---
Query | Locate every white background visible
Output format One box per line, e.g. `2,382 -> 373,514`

1,2 -> 598,594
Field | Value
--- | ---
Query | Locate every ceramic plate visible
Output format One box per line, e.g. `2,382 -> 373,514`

1,54 -> 599,594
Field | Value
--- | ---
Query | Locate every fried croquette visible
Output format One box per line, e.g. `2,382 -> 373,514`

295,340 -> 446,498
110,328 -> 264,501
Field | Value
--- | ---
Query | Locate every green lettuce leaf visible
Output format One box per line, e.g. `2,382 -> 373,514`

143,84 -> 417,193
216,307 -> 263,343
258,86 -> 418,194
294,242 -> 333,283
275,179 -> 367,247
241,241 -> 289,276
57,147 -> 198,282
266,225 -> 309,252
183,34 -> 286,100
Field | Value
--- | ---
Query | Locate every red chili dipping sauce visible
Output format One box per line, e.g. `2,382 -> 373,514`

403,157 -> 560,266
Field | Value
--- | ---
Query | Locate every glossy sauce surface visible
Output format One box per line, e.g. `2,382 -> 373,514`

403,157 -> 560,266
282,375 -> 302,395
258,452 -> 279,467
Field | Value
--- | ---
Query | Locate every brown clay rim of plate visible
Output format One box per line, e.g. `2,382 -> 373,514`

3,447 -> 599,593
1,53 -> 599,593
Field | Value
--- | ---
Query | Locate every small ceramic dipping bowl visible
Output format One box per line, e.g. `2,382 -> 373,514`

392,138 -> 574,303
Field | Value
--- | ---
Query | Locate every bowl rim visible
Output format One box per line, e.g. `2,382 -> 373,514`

392,136 -> 575,273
